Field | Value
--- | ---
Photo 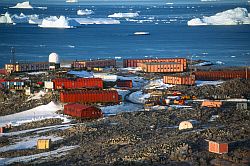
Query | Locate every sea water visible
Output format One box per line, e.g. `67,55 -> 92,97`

0,3 -> 249,67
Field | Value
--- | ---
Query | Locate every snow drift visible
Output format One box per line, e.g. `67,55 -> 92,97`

39,16 -> 80,28
10,1 -> 33,9
0,102 -> 63,126
108,12 -> 139,18
188,7 -> 250,26
73,18 -> 120,24
77,9 -> 93,16
0,12 -> 13,24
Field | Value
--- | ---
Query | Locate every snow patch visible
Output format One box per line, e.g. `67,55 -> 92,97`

39,16 -> 80,28
10,1 -> 33,9
188,7 -> 250,26
101,102 -> 143,115
68,70 -> 94,78
0,146 -> 77,165
128,91 -> 150,104
108,12 -> 139,18
144,79 -> 174,90
196,80 -> 224,86
0,102 -> 64,126
0,136 -> 62,152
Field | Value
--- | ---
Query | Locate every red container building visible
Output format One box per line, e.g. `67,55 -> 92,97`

139,62 -> 184,73
72,59 -> 116,69
64,103 -> 103,119
209,141 -> 228,154
123,58 -> 187,70
194,70 -> 250,80
60,90 -> 121,104
117,79 -> 133,88
53,78 -> 103,90
163,75 -> 195,85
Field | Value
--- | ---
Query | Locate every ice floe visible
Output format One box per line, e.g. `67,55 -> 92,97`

73,18 -> 120,24
108,12 -> 139,18
39,16 -> 80,28
77,9 -> 94,15
188,7 -> 250,26
10,1 -> 33,9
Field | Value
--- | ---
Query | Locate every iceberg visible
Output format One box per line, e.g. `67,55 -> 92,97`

134,32 -> 150,35
39,16 -> 80,28
10,1 -> 33,9
188,7 -> 250,26
0,12 -> 13,24
108,12 -> 139,18
73,18 -> 120,24
66,0 -> 78,3
77,9 -> 94,16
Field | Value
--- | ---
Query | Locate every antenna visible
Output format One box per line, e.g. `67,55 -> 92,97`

11,47 -> 16,65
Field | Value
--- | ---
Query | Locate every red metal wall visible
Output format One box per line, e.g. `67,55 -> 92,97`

117,80 -> 133,88
64,103 -> 103,119
194,70 -> 250,80
60,90 -> 120,104
123,58 -> 187,70
53,78 -> 103,90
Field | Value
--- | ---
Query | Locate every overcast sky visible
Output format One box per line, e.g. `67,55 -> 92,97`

0,0 -> 249,5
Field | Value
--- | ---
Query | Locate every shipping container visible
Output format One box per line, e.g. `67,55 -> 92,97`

37,139 -> 51,150
64,103 -> 103,119
123,58 -> 187,70
53,78 -> 103,90
209,141 -> 228,154
201,100 -> 222,108
60,90 -> 120,104
194,70 -> 250,80
117,79 -> 133,88
163,75 -> 195,85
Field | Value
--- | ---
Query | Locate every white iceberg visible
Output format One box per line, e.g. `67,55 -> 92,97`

108,12 -> 139,18
66,0 -> 78,2
0,12 -> 13,24
73,18 -> 120,24
77,9 -> 93,16
188,7 -> 250,26
39,16 -> 80,28
134,32 -> 150,35
10,1 -> 33,9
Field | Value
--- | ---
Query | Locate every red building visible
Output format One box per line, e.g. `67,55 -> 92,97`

163,75 -> 195,85
64,103 -> 103,119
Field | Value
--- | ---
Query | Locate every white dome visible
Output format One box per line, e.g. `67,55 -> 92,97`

49,52 -> 59,64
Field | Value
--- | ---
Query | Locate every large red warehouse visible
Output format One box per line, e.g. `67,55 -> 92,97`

64,103 -> 103,119
60,90 -> 121,104
53,78 -> 103,90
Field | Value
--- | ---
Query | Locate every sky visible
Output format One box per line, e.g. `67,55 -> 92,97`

0,0 -> 249,5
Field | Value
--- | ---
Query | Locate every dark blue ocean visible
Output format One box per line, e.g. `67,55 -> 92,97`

0,3 -> 250,68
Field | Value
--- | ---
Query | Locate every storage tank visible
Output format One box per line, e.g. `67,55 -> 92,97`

49,52 -> 60,70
